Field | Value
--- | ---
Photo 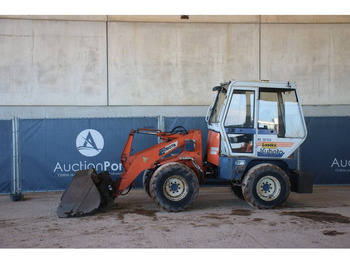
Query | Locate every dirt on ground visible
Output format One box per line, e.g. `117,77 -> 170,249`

1,186 -> 350,248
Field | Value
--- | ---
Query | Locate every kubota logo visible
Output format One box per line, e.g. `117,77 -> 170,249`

76,129 -> 104,157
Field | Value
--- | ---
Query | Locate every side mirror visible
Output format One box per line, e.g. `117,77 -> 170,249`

212,86 -> 221,91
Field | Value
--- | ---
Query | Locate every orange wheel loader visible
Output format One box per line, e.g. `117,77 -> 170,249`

57,80 -> 313,218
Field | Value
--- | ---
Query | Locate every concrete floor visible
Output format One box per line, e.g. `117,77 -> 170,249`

1,185 -> 350,248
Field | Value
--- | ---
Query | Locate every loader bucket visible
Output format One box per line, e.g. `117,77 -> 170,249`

57,169 -> 101,218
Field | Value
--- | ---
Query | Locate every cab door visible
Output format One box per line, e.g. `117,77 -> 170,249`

220,87 -> 258,157
256,88 -> 307,158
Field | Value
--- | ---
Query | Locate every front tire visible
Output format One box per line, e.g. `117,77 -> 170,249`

149,162 -> 199,212
242,164 -> 291,209
143,169 -> 154,198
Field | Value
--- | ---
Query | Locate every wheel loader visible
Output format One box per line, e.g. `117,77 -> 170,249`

57,80 -> 313,218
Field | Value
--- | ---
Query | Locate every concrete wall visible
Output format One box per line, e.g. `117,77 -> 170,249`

108,22 -> 259,105
0,19 -> 107,106
0,15 -> 349,118
261,24 -> 350,105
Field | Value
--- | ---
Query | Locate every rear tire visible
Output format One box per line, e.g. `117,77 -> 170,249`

149,162 -> 199,212
242,163 -> 290,209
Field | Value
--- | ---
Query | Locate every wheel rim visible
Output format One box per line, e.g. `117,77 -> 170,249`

163,175 -> 188,201
256,175 -> 281,201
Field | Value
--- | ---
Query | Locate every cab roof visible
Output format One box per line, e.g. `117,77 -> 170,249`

229,80 -> 296,89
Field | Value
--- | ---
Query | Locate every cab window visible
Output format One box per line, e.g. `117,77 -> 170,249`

224,90 -> 254,128
258,89 -> 305,138
224,90 -> 255,153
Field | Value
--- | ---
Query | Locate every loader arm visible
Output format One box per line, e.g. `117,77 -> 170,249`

115,128 -> 203,196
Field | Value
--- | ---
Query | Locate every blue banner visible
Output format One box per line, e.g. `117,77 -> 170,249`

0,120 -> 12,193
301,117 -> 350,184
12,115 -> 350,193
19,118 -> 158,191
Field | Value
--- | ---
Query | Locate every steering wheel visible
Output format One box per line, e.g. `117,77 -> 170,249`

170,126 -> 188,134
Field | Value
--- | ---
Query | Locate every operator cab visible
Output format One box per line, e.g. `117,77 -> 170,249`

206,80 -> 307,164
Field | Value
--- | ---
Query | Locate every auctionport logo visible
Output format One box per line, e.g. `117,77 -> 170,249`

76,129 -> 104,157
53,128 -> 123,177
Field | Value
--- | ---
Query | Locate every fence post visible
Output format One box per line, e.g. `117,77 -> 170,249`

10,117 -> 23,201
157,115 -> 164,143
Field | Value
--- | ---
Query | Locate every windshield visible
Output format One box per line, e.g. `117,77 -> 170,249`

209,84 -> 228,123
